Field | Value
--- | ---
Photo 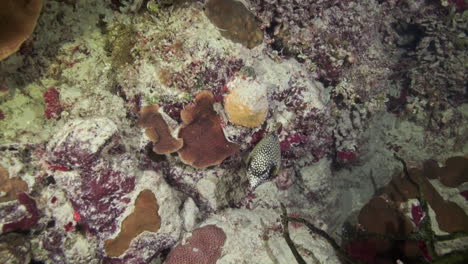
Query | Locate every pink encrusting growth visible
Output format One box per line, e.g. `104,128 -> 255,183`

461,190 -> 468,201
43,88 -> 63,120
2,192 -> 40,233
411,204 -> 425,227
165,225 -> 227,264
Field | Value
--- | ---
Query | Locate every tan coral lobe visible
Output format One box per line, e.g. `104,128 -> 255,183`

138,104 -> 183,154
0,0 -> 44,60
205,0 -> 263,49
178,90 -> 240,168
104,189 -> 161,257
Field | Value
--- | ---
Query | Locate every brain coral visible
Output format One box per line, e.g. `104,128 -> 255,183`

164,225 -> 226,264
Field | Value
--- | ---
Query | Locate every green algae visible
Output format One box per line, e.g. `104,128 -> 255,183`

105,23 -> 137,70
0,83 -> 51,144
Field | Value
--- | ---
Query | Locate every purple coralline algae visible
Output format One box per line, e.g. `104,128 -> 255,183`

1,193 -> 40,233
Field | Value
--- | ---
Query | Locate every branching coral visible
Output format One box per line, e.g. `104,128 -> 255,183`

178,90 -> 240,168
403,7 -> 467,105
391,5 -> 467,134
138,104 -> 183,154
0,0 -> 43,60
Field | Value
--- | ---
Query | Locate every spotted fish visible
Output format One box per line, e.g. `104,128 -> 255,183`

246,133 -> 281,189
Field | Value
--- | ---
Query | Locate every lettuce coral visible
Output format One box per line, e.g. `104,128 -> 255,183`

0,165 -> 28,203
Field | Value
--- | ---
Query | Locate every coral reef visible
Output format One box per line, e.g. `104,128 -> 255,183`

341,156 -> 468,263
0,0 -> 467,263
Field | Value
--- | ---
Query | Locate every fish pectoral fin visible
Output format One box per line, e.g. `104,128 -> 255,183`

270,164 -> 280,178
244,153 -> 252,167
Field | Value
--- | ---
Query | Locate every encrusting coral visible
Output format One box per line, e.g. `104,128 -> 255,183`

104,189 -> 161,257
282,156 -> 468,264
0,0 -> 43,60
0,165 -> 28,203
204,0 -> 263,49
431,156 -> 468,188
178,90 -> 240,168
138,104 -> 183,154
165,224 -> 226,264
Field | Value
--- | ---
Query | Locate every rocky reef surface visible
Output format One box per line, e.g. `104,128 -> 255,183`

0,0 -> 467,263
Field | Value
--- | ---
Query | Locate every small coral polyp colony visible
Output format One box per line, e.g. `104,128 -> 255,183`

224,76 -> 269,128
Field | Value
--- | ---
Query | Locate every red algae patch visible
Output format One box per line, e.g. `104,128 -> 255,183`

104,189 -> 161,257
178,90 -> 240,168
